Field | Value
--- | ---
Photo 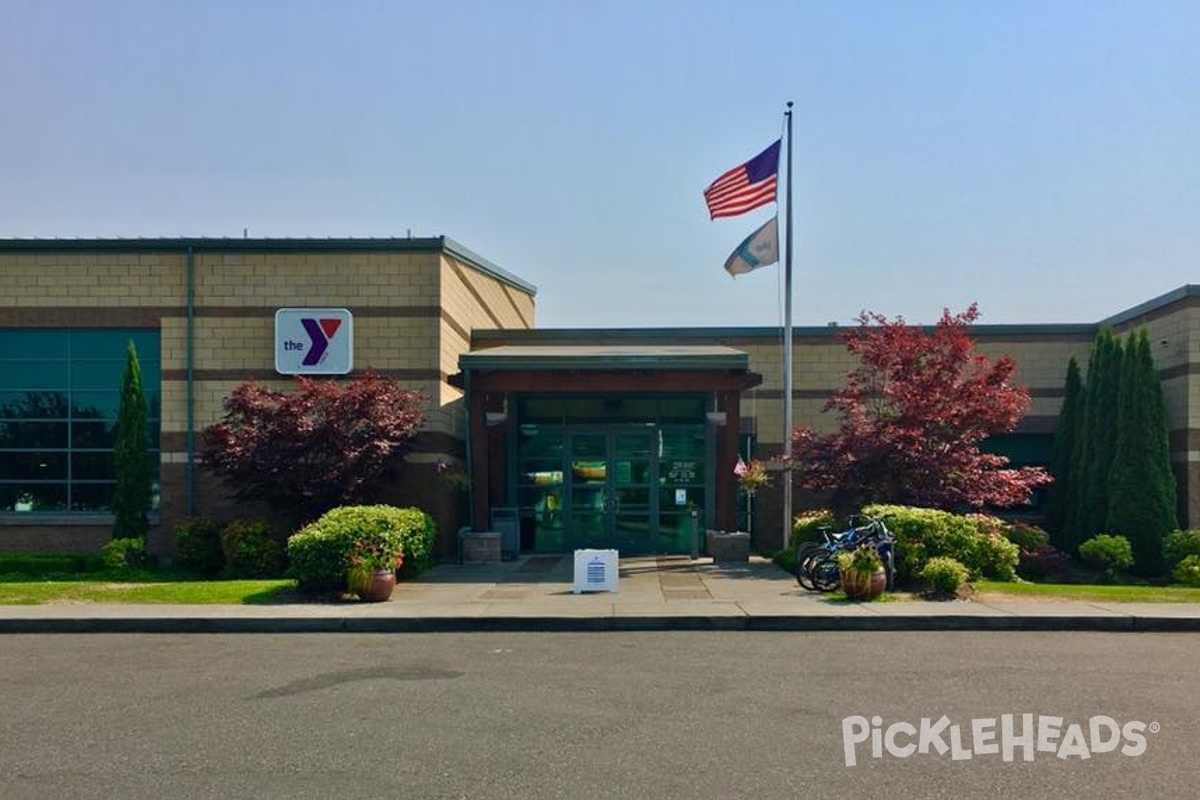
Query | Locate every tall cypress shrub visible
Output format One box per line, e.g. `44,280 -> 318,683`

1064,365 -> 1091,555
112,341 -> 150,541
1107,330 -> 1177,575
1045,357 -> 1082,547
1078,329 -> 1121,545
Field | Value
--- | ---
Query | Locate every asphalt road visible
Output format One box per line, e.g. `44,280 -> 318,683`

0,632 -> 1196,799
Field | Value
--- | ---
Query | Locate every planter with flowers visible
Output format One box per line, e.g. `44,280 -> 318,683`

837,545 -> 887,601
734,457 -> 773,540
346,537 -> 404,602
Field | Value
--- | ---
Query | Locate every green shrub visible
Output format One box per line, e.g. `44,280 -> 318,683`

102,537 -> 150,571
173,517 -> 226,576
0,553 -> 105,577
1003,522 -> 1050,554
396,509 -> 437,579
220,519 -> 285,578
1163,530 -> 1200,569
919,556 -> 970,597
790,510 -> 836,549
864,504 -> 1019,583
1079,534 -> 1134,572
1017,545 -> 1067,580
774,547 -> 797,575
287,505 -> 432,590
1172,555 -> 1200,587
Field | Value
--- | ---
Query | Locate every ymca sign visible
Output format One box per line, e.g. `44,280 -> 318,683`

275,308 -> 354,375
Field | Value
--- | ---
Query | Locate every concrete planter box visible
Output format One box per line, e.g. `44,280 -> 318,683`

706,530 -> 750,563
461,531 -> 502,564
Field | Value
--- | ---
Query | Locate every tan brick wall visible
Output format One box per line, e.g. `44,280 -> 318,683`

191,251 -> 439,308
436,254 -> 535,438
723,332 -> 1086,448
1,242 -> 535,552
0,251 -> 185,306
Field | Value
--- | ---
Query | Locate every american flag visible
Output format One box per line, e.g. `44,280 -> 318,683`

703,140 -> 780,220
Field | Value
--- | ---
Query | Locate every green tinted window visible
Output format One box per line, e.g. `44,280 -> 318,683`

0,331 -> 69,359
0,330 -> 160,515
0,362 -> 69,390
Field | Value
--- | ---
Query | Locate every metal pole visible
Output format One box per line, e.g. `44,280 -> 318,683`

185,245 -> 195,516
782,101 -> 794,551
690,507 -> 700,560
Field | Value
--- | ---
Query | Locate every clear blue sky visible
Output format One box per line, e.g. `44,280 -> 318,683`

3,0 -> 1197,329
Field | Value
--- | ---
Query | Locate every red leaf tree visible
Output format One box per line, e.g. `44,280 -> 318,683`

790,304 -> 1050,513
202,372 -> 426,521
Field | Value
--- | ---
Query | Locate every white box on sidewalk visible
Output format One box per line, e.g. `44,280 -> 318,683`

573,549 -> 619,594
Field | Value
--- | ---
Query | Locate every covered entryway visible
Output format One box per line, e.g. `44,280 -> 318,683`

455,346 -> 762,555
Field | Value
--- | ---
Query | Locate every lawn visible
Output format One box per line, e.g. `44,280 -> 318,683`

0,579 -> 295,605
0,553 -> 297,605
974,580 -> 1200,603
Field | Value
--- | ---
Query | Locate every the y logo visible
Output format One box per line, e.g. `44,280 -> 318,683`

276,308 -> 353,375
300,318 -> 343,366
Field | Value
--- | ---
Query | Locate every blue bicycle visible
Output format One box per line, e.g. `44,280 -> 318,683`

795,514 -> 896,593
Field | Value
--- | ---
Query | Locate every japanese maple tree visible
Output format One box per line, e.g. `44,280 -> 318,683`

789,304 -> 1050,512
202,372 -> 426,521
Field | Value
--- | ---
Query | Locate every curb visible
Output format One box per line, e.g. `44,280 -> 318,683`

3,615 -> 1200,635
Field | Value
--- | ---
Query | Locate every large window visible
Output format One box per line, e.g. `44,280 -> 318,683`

0,330 -> 160,515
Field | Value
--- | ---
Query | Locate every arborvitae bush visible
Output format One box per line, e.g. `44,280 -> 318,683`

112,341 -> 151,541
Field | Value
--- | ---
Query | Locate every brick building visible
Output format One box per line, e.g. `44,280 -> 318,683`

1,237 -> 1198,555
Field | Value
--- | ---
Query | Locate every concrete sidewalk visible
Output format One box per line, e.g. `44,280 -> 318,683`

2,555 -> 1200,633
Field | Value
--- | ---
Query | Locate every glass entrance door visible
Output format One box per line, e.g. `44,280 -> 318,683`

567,429 -> 657,552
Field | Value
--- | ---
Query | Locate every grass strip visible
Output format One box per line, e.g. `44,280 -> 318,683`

975,580 -> 1200,603
0,579 -> 295,605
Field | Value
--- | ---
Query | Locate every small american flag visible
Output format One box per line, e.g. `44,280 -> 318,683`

703,140 -> 780,219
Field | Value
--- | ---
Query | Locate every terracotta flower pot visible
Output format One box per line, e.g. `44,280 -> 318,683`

363,569 -> 396,602
840,567 -> 887,601
348,567 -> 396,602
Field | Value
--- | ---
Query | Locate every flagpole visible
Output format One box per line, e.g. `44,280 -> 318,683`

782,101 -> 794,552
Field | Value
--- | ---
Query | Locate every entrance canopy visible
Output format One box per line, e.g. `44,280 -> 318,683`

459,344 -> 755,373
454,345 -> 762,553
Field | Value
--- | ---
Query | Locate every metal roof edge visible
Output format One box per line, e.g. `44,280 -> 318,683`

458,346 -> 751,372
0,235 -> 539,296
472,322 -> 1100,342
440,237 -> 537,296
1099,285 -> 1200,328
0,236 -> 448,253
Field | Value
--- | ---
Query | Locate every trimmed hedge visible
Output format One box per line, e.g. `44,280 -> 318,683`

790,510 -> 837,549
1002,522 -> 1050,554
1172,555 -> 1200,587
173,517 -> 226,576
863,504 -> 1019,583
920,556 -> 970,596
0,553 -> 105,576
1079,534 -> 1133,573
1163,530 -> 1200,570
287,505 -> 436,590
394,508 -> 437,579
220,519 -> 285,578
102,537 -> 150,570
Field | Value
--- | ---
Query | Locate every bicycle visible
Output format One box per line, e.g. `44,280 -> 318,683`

794,514 -> 896,593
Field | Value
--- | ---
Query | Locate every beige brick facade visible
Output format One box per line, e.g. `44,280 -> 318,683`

3,236 -> 1199,552
0,238 -> 536,554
